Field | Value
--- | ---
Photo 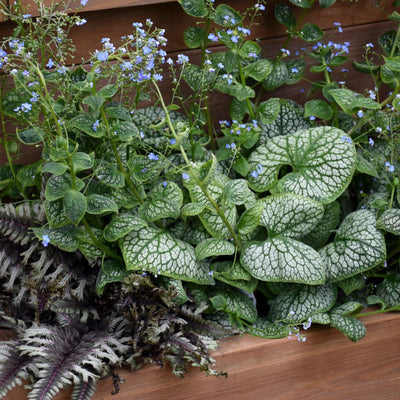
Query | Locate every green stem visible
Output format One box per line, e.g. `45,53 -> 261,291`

82,218 -> 123,262
152,80 -> 241,248
238,63 -> 255,119
389,23 -> 400,58
0,86 -> 28,200
353,306 -> 400,318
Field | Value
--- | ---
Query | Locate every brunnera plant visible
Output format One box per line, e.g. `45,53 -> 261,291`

1,0 -> 400,398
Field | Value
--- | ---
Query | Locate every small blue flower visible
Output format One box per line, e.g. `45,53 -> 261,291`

46,58 -> 55,68
76,18 -> 87,26
368,137 -> 374,146
96,50 -> 109,62
357,110 -> 364,118
163,181 -> 168,188
376,127 -> 382,133
182,172 -> 190,180
250,170 -> 258,178
92,120 -> 100,131
291,67 -> 299,74
385,161 -> 395,172
208,33 -> 219,42
148,152 -> 159,161
309,115 -> 316,121
170,138 -> 177,145
208,270 -> 214,276
81,0 -> 88,5
366,42 -> 374,48
342,136 -> 352,143
177,54 -> 189,64
22,13 -> 31,19
42,234 -> 50,247
231,35 -> 239,43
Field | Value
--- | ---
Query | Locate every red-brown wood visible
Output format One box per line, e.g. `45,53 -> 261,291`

3,311 -> 400,400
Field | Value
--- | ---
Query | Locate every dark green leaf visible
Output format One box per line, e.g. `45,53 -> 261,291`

275,3 -> 296,27
63,189 -> 87,225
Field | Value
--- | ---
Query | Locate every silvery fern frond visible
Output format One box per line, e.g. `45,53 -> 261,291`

71,379 -> 97,400
0,340 -> 32,399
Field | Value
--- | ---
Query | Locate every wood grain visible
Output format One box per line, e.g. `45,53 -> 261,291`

3,312 -> 400,400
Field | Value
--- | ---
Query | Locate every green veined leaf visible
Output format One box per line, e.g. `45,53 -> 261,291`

45,199 -> 70,228
111,121 -> 140,142
86,194 -> 118,214
181,202 -> 207,217
304,99 -> 333,120
275,2 -> 296,27
377,208 -> 400,235
329,302 -> 366,342
103,213 -> 147,242
262,60 -> 289,91
139,181 -> 183,222
260,194 -> 324,238
119,226 -> 214,284
157,276 -> 189,305
248,126 -> 356,204
242,59 -> 273,81
256,98 -> 281,124
63,189 -> 87,225
32,225 -> 79,252
71,152 -> 93,173
319,0 -> 336,7
301,202 -> 340,249
17,127 -> 45,144
45,173 -> 85,201
299,23 -> 324,41
42,162 -> 69,175
68,113 -> 104,138
289,0 -> 312,7
98,84 -> 118,99
241,236 -> 325,284
247,318 -> 291,338
336,275 -> 366,296
93,160 -> 125,188
225,179 -> 249,205
105,105 -> 132,121
356,152 -> 379,177
376,272 -> 400,308
320,210 -> 386,281
195,238 -> 235,261
212,3 -> 242,26
180,0 -> 207,17
269,284 -> 337,323
82,95 -> 104,113
237,200 -> 264,236
96,259 -> 130,295
259,100 -> 310,142
209,284 -> 257,323
184,26 -> 206,48
328,88 -> 380,114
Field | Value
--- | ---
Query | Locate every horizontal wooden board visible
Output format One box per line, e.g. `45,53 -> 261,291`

3,311 -> 400,400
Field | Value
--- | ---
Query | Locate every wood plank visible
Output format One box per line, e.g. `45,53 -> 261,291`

3,311 -> 400,400
0,0 -> 396,55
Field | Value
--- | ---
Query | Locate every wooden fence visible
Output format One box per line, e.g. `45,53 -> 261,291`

0,0 -> 397,165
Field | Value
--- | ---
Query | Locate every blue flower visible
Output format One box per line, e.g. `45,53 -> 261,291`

92,120 -> 100,131
231,35 -> 239,43
208,33 -> 219,42
250,170 -> 258,178
357,110 -> 364,118
170,138 -> 176,145
42,234 -> 50,247
177,54 -> 189,64
148,152 -> 159,161
182,172 -> 190,180
309,115 -> 316,121
291,67 -> 299,74
76,18 -> 87,26
385,161 -> 395,172
81,0 -> 88,5
368,137 -> 374,146
57,66 -> 67,75
96,51 -> 109,62
46,58 -> 55,68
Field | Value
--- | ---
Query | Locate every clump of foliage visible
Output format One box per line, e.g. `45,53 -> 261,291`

1,0 -> 400,398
